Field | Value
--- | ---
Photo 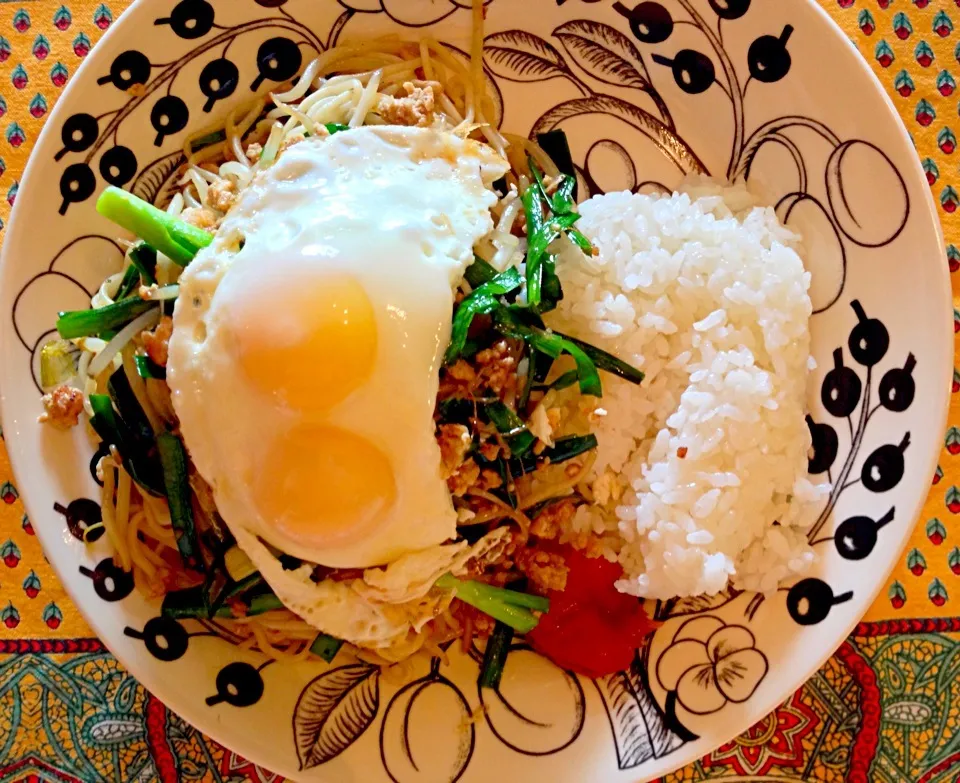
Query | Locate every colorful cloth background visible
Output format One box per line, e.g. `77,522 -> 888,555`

0,0 -> 957,780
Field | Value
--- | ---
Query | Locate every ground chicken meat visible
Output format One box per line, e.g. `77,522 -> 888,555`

514,547 -> 569,592
180,207 -> 218,231
245,142 -> 263,163
447,457 -> 480,497
39,385 -> 84,430
378,81 -> 441,127
438,423 -> 472,479
476,340 -> 518,398
530,498 -> 577,540
205,179 -> 237,213
142,316 -> 174,367
438,359 -> 477,400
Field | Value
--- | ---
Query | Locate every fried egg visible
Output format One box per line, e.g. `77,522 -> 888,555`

167,127 -> 508,586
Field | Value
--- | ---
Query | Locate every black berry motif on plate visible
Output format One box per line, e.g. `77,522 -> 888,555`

206,661 -> 266,707
79,558 -> 134,602
51,0 -> 324,212
124,616 -> 190,662
786,578 -> 853,626
55,497 -> 103,543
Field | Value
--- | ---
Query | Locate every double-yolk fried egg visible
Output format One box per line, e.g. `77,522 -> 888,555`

166,126 -> 509,643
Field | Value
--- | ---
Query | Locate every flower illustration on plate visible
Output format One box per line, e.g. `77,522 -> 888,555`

655,616 -> 768,716
340,0 -> 489,28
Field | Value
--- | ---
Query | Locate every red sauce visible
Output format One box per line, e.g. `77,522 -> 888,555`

528,546 -> 658,678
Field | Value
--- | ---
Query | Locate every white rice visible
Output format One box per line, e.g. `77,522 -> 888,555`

549,179 -> 830,599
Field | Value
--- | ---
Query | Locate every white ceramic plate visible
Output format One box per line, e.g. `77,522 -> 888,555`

0,1 -> 950,781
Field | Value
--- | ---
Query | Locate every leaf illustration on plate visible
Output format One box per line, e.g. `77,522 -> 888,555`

130,151 -> 185,208
484,31 -> 569,82
293,663 -> 380,771
554,20 -> 649,89
532,95 -> 706,175
593,647 -> 694,770
552,20 -> 673,128
657,587 -> 741,620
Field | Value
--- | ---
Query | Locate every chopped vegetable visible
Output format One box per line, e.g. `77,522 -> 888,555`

96,186 -> 213,266
509,434 -> 598,476
436,573 -> 548,633
134,354 -> 167,380
224,545 -> 257,582
108,368 -> 153,444
324,123 -> 350,134
521,183 -> 549,308
39,339 -> 78,389
128,242 -> 158,286
189,129 -> 227,151
479,621 -> 513,689
88,393 -> 164,496
114,263 -> 141,301
203,558 -> 231,616
157,433 -> 203,572
445,266 -> 523,363
310,634 -> 344,663
56,296 -> 156,340
485,401 -> 535,456
544,369 -> 579,392
553,332 -> 645,386
465,256 -> 499,288
161,584 -> 283,619
493,308 -> 601,397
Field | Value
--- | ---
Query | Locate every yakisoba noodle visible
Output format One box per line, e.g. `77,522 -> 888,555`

75,1 -> 591,663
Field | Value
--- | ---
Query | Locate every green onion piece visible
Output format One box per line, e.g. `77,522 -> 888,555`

244,592 -> 285,616
324,123 -> 350,134
509,434 -> 598,476
546,369 -> 579,392
436,574 -> 546,633
108,367 -> 153,444
465,255 -> 498,288
479,621 -> 514,689
485,401 -> 536,456
134,354 -> 167,380
445,267 -> 523,363
553,332 -> 645,386
310,634 -> 344,663
521,184 -> 552,308
96,186 -> 213,266
57,296 -> 156,340
39,339 -> 78,389
566,227 -> 594,254
89,393 -> 165,496
223,572 -> 265,603
114,263 -> 141,301
129,242 -> 158,286
157,433 -> 203,573
493,309 -> 601,397
189,129 -> 227,152
203,559 -> 231,617
160,585 -> 207,619
552,176 -> 577,214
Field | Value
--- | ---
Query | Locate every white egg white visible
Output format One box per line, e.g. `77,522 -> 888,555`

167,126 -> 508,633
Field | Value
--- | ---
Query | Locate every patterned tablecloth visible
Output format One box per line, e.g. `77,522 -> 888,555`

0,1 -> 958,781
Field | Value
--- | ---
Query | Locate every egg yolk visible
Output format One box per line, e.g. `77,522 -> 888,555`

257,423 -> 397,548
229,274 -> 377,413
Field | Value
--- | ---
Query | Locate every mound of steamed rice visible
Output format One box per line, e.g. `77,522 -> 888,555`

548,179 -> 830,599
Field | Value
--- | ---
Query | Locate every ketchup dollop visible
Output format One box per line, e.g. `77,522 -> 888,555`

528,546 -> 657,678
